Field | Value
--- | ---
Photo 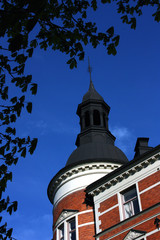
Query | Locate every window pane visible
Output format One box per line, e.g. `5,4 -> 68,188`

69,231 -> 76,240
124,202 -> 133,219
69,218 -> 76,240
59,224 -> 64,240
123,188 -> 137,202
133,198 -> 140,214
69,220 -> 75,231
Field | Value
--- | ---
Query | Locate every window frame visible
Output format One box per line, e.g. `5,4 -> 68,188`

57,216 -> 77,240
58,223 -> 64,240
120,185 -> 140,220
68,218 -> 76,240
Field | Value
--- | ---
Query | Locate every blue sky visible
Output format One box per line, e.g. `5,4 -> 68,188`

3,3 -> 160,240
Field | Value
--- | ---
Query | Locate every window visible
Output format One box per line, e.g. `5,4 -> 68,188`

93,110 -> 100,125
121,185 -> 140,219
103,113 -> 106,128
57,217 -> 76,240
58,224 -> 64,240
68,218 -> 76,240
85,111 -> 90,127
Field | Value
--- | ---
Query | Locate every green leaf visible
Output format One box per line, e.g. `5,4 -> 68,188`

6,228 -> 13,238
29,138 -> 38,154
102,0 -> 111,3
26,102 -> 32,113
21,148 -> 26,158
10,114 -> 16,122
130,17 -> 136,29
30,83 -> 37,95
10,97 -> 17,103
7,205 -> 12,215
6,172 -> 12,182
107,26 -> 114,36
91,0 -> 97,10
107,44 -> 117,55
112,35 -> 120,47
13,201 -> 18,212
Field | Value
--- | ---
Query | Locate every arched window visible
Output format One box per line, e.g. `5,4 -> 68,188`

103,113 -> 106,128
93,110 -> 100,125
85,111 -> 90,127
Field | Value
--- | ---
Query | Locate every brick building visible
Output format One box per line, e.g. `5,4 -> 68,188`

48,80 -> 160,240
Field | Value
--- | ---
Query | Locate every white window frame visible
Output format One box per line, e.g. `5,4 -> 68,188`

57,216 -> 78,240
58,223 -> 64,240
121,185 -> 140,220
67,218 -> 76,240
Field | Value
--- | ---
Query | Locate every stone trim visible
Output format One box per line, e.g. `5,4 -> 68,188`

55,209 -> 78,228
123,229 -> 146,240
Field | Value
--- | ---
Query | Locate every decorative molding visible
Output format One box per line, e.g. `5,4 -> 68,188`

123,229 -> 146,240
55,209 -> 78,227
49,162 -> 120,203
89,153 -> 160,196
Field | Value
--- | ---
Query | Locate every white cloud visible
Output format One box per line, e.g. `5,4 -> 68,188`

110,126 -> 135,159
111,127 -> 131,139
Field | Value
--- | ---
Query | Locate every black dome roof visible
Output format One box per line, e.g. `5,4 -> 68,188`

66,142 -> 128,166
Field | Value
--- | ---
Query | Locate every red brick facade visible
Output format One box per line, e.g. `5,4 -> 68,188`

139,170 -> 160,192
53,189 -> 94,240
96,170 -> 160,240
99,194 -> 118,212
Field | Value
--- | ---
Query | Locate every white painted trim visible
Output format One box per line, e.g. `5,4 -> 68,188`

95,202 -> 101,233
77,209 -> 93,215
94,161 -> 160,205
101,212 -> 159,240
78,222 -> 94,228
49,162 -> 121,205
118,192 -> 123,221
76,214 -> 79,240
139,182 -> 160,194
56,214 -> 78,240
146,228 -> 159,237
99,204 -> 119,216
91,155 -> 160,198
136,182 -> 142,212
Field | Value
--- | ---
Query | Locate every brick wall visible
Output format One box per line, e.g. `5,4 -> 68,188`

140,185 -> 160,210
99,205 -> 160,240
53,189 -> 92,226
139,170 -> 160,192
53,189 -> 95,240
99,194 -> 118,213
78,224 -> 95,240
99,207 -> 120,231
78,211 -> 94,225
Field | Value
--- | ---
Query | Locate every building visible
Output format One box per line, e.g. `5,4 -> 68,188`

47,79 -> 160,240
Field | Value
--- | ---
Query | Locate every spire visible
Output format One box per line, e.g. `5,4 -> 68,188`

82,58 -> 104,102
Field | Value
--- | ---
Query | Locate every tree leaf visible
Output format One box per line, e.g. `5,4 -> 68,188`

26,102 -> 32,113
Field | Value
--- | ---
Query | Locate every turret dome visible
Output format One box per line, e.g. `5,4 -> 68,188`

66,142 -> 128,166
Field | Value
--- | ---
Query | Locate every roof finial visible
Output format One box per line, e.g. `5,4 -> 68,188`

88,57 -> 92,83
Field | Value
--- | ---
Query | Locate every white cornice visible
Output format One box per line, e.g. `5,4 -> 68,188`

49,162 -> 121,204
88,153 -> 160,197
